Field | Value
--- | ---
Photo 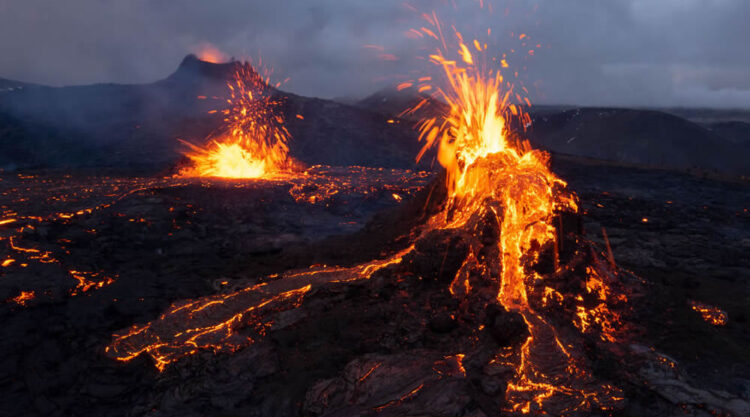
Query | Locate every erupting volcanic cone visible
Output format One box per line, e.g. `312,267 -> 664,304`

106,4 -> 654,416
178,61 -> 293,179
393,8 -> 635,412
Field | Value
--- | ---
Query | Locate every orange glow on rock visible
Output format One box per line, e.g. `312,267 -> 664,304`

9,290 -> 35,306
193,43 -> 229,64
690,300 -> 728,326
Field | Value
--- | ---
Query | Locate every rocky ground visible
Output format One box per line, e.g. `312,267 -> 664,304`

0,159 -> 748,417
554,156 -> 750,398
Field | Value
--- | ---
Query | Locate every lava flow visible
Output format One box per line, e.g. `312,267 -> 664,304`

106,245 -> 415,371
404,12 -> 626,414
178,61 -> 292,179
689,300 -> 728,326
106,6 -> 631,416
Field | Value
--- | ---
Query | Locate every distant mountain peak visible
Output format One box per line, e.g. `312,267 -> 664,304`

166,54 -> 243,84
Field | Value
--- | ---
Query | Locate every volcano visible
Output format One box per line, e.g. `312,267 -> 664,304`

94,21 -> 750,417
0,11 -> 749,417
0,55 -> 428,171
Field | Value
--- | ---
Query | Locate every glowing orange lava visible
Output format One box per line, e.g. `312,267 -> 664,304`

69,269 -> 116,295
9,290 -> 34,306
193,43 -> 229,64
179,62 -> 291,179
106,245 -> 413,371
107,5 -> 630,416
406,9 -> 624,414
690,300 -> 728,326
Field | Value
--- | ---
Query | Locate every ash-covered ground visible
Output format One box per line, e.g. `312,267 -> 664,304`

0,158 -> 748,417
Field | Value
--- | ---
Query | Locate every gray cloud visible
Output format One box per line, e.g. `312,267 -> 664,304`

0,0 -> 748,108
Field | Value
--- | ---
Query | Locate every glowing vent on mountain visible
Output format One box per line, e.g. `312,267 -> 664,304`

179,62 -> 291,179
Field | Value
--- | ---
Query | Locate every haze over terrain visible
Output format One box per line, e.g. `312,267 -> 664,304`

1,0 -> 749,108
1,1 -> 748,175
0,56 -> 747,176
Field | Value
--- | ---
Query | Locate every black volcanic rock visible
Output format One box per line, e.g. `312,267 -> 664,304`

0,157 -> 748,417
707,121 -> 750,144
162,54 -> 240,84
355,85 -> 448,122
527,107 -> 750,176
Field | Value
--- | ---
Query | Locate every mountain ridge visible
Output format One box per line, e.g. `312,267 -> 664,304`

0,55 -> 427,171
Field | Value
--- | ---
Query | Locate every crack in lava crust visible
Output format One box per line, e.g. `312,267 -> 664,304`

106,245 -> 414,372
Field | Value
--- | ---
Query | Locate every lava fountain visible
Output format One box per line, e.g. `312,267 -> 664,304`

108,6 -> 630,416
404,11 -> 626,414
178,61 -> 291,179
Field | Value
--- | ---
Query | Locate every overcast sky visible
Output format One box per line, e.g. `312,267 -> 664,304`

1,0 -> 748,108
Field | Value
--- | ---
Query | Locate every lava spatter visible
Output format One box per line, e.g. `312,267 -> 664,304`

178,61 -> 292,179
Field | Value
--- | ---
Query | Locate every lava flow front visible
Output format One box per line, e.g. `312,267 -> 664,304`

178,61 -> 292,179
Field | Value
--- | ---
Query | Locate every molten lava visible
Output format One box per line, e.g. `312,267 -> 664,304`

179,62 -> 291,179
179,140 -> 270,179
405,12 -> 625,414
107,5 -> 632,416
690,300 -> 728,326
9,290 -> 35,306
106,246 -> 414,371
